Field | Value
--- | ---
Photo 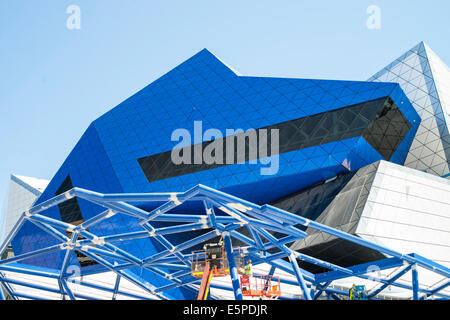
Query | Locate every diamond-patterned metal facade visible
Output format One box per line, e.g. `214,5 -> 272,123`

273,162 -> 383,272
370,42 -> 450,177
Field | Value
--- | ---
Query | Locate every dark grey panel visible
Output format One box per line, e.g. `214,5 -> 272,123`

55,175 -> 83,224
55,175 -> 97,267
271,162 -> 383,272
295,238 -> 385,273
362,97 -> 412,160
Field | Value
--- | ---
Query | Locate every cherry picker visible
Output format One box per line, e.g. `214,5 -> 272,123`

192,241 -> 280,300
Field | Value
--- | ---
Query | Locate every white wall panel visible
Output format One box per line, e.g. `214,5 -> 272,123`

357,161 -> 450,268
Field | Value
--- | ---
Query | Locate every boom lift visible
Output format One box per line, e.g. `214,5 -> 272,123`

192,241 -> 245,300
196,261 -> 213,300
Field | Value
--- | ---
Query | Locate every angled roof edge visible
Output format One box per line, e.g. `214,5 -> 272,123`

10,174 -> 49,197
368,41 -> 427,81
206,49 -> 241,76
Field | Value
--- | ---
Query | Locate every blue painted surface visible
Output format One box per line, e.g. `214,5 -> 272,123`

10,49 -> 420,299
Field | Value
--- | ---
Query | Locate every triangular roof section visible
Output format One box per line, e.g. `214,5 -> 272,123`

1,175 -> 50,243
97,48 -> 401,126
10,174 -> 49,196
369,42 -> 450,177
424,43 -> 450,121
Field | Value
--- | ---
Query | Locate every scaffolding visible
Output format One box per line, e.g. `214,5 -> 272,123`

0,184 -> 449,300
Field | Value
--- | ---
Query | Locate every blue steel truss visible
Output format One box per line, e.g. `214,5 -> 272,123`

0,184 -> 449,300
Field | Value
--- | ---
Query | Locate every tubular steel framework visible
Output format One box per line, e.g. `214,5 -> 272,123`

0,184 -> 449,300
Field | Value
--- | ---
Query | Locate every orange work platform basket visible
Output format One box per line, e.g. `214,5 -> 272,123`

191,246 -> 245,278
240,275 -> 281,298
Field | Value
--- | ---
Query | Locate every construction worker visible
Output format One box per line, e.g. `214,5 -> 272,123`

245,258 -> 252,276
349,284 -> 356,300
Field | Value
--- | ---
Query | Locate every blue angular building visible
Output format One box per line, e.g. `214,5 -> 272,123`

5,46 -> 450,301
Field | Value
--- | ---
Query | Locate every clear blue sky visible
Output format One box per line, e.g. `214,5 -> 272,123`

1,0 -> 449,214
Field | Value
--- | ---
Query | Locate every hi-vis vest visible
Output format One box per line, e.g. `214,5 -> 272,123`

245,263 -> 252,275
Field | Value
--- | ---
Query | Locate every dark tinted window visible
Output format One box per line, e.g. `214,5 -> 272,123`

138,97 -> 410,182
55,175 -> 97,267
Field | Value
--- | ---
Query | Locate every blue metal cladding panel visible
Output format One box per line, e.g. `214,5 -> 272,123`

11,118 -> 197,299
91,49 -> 419,200
12,124 -> 125,266
10,49 -> 420,300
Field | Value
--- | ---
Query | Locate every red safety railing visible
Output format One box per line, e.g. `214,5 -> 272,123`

240,275 -> 281,298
